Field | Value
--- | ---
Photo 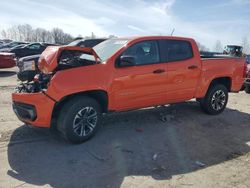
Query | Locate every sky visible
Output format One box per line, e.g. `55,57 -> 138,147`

0,0 -> 249,50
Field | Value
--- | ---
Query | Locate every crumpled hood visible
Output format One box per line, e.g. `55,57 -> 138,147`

38,46 -> 100,74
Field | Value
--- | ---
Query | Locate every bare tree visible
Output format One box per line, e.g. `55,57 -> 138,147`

91,32 -> 96,39
108,35 -> 117,39
85,32 -> 97,39
9,26 -> 17,41
34,28 -> 52,42
242,36 -> 249,54
197,42 -> 209,52
4,25 -> 20,41
62,33 -> 74,44
214,40 -> 223,52
51,28 -> 64,44
41,30 -> 54,43
1,30 -> 7,39
51,28 -> 73,44
17,24 -> 33,41
1,24 -> 74,44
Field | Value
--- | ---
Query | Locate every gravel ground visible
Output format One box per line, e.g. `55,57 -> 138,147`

0,67 -> 250,188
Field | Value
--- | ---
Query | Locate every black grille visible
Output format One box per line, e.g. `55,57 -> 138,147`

13,102 -> 37,121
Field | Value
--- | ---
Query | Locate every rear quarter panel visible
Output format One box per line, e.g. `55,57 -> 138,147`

195,58 -> 245,98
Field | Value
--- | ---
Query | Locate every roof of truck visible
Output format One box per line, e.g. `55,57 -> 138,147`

118,36 -> 194,41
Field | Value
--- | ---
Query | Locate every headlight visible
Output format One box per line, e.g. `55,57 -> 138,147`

23,60 -> 36,71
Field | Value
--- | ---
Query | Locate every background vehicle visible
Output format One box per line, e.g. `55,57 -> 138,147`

247,55 -> 250,63
17,39 -> 107,82
10,42 -> 56,59
17,55 -> 40,81
0,39 -> 12,43
223,45 -> 243,57
0,41 -> 29,51
67,38 -> 106,48
0,43 -> 56,70
244,55 -> 250,93
201,45 -> 244,58
1,44 -> 27,52
12,36 -> 246,143
0,53 -> 16,68
200,51 -> 222,57
0,39 -> 12,46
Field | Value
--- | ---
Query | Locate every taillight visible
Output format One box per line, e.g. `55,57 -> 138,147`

247,66 -> 250,78
243,62 -> 248,78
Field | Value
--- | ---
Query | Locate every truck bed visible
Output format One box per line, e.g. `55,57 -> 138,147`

200,51 -> 240,59
200,54 -> 238,59
200,57 -> 245,92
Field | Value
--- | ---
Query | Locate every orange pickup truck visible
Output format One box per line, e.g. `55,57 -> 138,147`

12,36 -> 246,143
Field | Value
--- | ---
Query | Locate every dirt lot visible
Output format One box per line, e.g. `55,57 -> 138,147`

0,67 -> 250,188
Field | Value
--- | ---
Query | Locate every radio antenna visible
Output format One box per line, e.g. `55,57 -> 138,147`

171,28 -> 175,36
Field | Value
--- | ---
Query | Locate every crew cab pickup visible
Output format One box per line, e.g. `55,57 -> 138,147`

12,36 -> 246,143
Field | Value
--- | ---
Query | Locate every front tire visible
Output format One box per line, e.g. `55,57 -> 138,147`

57,96 -> 102,144
200,84 -> 228,115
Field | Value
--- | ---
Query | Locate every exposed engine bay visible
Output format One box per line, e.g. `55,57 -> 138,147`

56,50 -> 97,70
16,49 -> 98,93
15,73 -> 52,93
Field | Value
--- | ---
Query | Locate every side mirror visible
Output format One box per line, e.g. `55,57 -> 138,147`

118,56 -> 136,67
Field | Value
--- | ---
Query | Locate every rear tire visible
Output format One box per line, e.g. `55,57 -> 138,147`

245,86 -> 250,94
200,84 -> 228,115
57,96 -> 102,144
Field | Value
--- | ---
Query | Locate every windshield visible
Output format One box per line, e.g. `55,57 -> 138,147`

11,44 -> 25,50
93,39 -> 129,61
9,42 -> 20,48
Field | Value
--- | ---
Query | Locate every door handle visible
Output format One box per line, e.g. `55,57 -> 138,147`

153,69 -> 165,74
188,65 -> 198,70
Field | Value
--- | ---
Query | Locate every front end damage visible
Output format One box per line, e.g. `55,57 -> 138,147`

13,66 -> 55,127
12,46 -> 100,128
15,73 -> 52,93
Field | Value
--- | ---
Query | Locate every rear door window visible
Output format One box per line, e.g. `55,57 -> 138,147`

161,40 -> 193,62
28,44 -> 41,50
